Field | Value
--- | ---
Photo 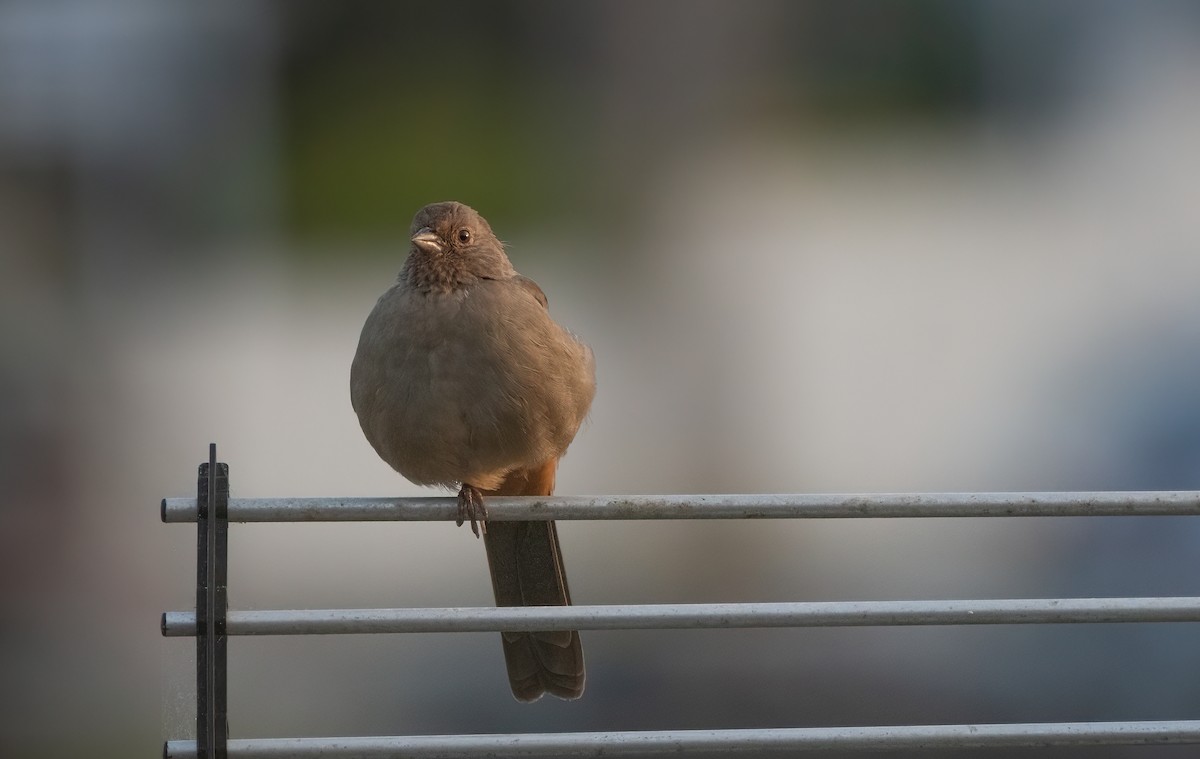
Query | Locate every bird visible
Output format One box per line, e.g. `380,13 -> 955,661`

350,201 -> 595,701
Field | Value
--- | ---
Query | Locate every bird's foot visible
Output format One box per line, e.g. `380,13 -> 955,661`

457,484 -> 488,538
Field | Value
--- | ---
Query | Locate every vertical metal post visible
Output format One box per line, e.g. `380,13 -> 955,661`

196,443 -> 228,759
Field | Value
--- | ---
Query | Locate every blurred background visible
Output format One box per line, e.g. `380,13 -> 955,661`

3,1 -> 1200,757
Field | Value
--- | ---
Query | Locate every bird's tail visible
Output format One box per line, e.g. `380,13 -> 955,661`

482,460 -> 585,701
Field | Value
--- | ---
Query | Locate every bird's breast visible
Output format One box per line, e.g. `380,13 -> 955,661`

350,282 -> 590,488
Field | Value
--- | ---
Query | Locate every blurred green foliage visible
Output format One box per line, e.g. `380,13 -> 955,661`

285,62 -> 542,241
279,2 -> 983,245
795,2 -> 982,119
281,3 -> 552,241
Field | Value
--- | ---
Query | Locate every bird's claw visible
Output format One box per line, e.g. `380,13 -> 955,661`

457,484 -> 488,538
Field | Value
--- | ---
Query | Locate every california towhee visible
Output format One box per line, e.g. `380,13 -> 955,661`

350,201 -> 595,701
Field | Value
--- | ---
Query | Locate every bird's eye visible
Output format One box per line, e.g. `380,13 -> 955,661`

457,228 -> 471,243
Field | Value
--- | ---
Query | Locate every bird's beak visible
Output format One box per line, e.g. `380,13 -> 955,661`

411,227 -> 443,253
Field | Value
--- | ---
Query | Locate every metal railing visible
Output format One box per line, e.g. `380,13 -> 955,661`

161,445 -> 1200,758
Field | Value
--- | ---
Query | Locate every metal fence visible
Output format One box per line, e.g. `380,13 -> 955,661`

161,445 -> 1200,758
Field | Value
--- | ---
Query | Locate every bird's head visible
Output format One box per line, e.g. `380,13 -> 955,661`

403,201 -> 514,291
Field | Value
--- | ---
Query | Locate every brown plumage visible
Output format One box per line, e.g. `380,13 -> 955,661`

350,201 -> 594,701
482,461 -> 584,700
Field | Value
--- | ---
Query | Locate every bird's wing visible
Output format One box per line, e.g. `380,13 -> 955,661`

512,275 -> 548,309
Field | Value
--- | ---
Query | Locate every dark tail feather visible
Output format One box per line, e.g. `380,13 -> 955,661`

482,461 -> 585,701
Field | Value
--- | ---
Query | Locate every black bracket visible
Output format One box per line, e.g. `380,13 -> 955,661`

196,443 -> 228,759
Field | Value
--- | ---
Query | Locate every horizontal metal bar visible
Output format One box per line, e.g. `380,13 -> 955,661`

161,597 -> 1200,637
160,491 -> 1200,523
163,720 -> 1200,757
